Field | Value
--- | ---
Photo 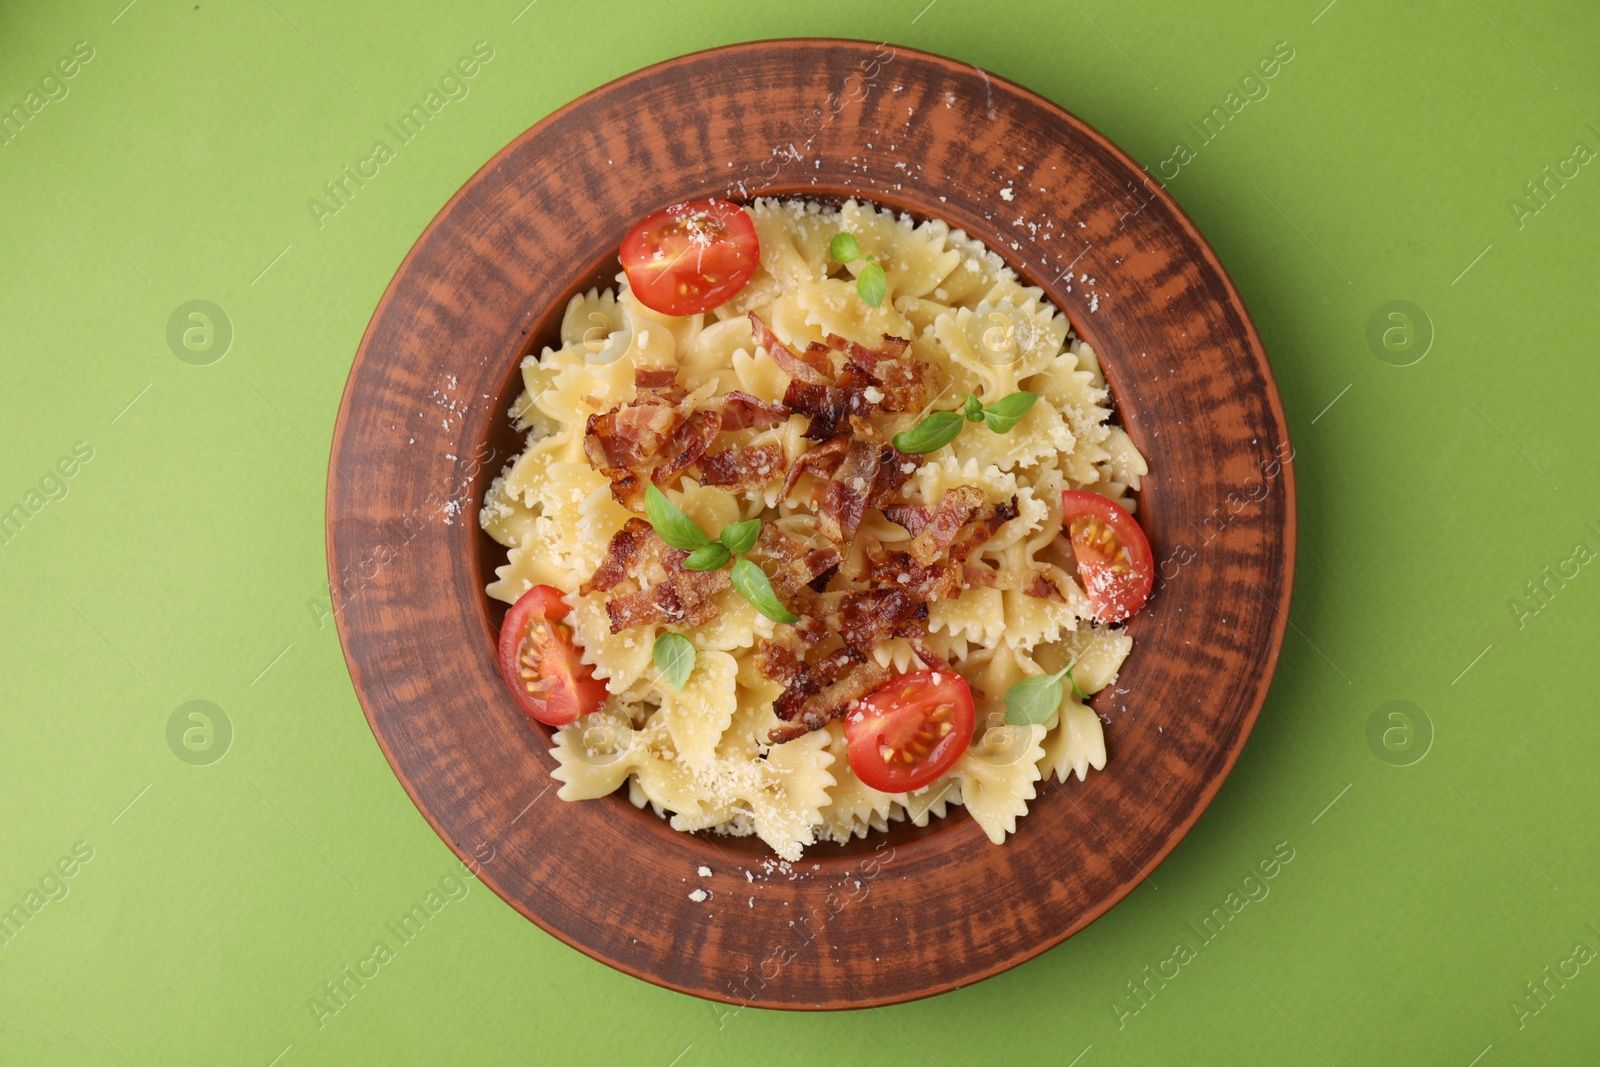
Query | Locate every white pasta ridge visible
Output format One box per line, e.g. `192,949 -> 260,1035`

480,198 -> 1147,860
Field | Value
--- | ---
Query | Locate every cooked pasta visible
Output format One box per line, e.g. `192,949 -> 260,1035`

481,198 -> 1146,860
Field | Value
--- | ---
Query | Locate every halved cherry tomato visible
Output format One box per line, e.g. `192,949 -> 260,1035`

620,199 -> 759,315
1061,491 -> 1154,623
845,670 -> 976,793
497,584 -> 607,726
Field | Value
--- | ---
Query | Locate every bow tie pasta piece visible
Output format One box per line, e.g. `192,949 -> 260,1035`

796,277 -> 915,349
836,199 -> 963,301
1038,699 -> 1107,785
658,649 -> 739,773
551,706 -> 643,801
954,725 -> 1048,845
816,723 -> 898,844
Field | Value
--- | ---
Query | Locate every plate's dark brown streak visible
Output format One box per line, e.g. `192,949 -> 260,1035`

327,39 -> 1295,1009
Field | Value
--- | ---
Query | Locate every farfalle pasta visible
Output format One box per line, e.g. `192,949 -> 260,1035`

481,197 -> 1148,860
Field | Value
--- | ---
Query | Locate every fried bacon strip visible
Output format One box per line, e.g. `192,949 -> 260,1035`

862,491 -> 1018,602
720,390 -> 790,430
651,409 -> 722,487
633,366 -> 680,395
828,588 -> 927,653
585,378 -> 793,509
808,428 -> 925,544
767,647 -> 891,744
780,345 -> 935,441
756,525 -> 842,599
748,312 -> 830,385
817,426 -> 884,543
781,435 -> 848,501
580,518 -> 656,595
579,516 -> 732,631
696,444 -> 786,491
1024,570 -> 1062,599
881,504 -> 930,537
750,312 -> 936,437
605,561 -> 730,631
908,486 -> 986,566
584,398 -> 679,472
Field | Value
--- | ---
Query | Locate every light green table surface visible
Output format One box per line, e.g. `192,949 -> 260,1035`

3,1 -> 1598,1063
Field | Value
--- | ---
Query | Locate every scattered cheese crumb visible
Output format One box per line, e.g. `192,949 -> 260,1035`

1000,186 -> 1015,201
688,889 -> 708,903
697,866 -> 713,878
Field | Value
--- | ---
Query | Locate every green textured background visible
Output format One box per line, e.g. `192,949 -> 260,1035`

3,0 -> 1597,1063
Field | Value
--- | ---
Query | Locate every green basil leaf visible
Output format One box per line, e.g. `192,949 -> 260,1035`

683,542 -> 731,572
962,393 -> 985,422
652,631 -> 697,691
891,410 -> 966,455
730,557 -> 799,623
1002,668 -> 1067,726
644,484 -> 710,551
982,390 -> 1039,434
718,518 -> 762,556
856,261 -> 887,308
829,232 -> 862,264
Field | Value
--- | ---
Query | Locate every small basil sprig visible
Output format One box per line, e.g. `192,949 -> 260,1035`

830,232 -> 887,308
652,631 -> 697,690
1002,651 -> 1088,727
892,390 -> 1038,455
642,485 -> 796,622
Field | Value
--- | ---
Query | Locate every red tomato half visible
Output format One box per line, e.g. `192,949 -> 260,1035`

497,585 -> 607,727
845,671 -> 976,793
620,199 -> 759,315
1061,491 -> 1154,623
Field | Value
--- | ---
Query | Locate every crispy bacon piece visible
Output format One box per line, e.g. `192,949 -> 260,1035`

757,525 -> 843,599
864,545 -> 965,601
720,390 -> 790,430
755,619 -> 830,685
749,313 -> 830,385
909,486 -> 986,566
585,380 -> 794,508
697,444 -> 785,491
863,541 -> 999,602
604,558 -> 730,631
833,589 -> 927,653
651,410 -> 722,487
584,400 -> 680,471
867,445 -> 921,507
781,338 -> 933,440
767,647 -> 891,744
816,421 -> 884,543
882,504 -> 931,537
783,362 -> 879,441
634,366 -> 680,395
780,435 -> 848,501
580,517 -> 732,631
872,357 -> 938,412
832,335 -> 901,373
943,495 -> 1020,564
580,518 -> 654,595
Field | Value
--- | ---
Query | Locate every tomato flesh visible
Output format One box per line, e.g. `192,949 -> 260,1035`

845,671 -> 976,793
620,199 -> 759,316
497,585 -> 607,727
1061,491 -> 1154,623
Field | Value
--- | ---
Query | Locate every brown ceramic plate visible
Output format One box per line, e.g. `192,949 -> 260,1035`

327,38 -> 1294,1009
